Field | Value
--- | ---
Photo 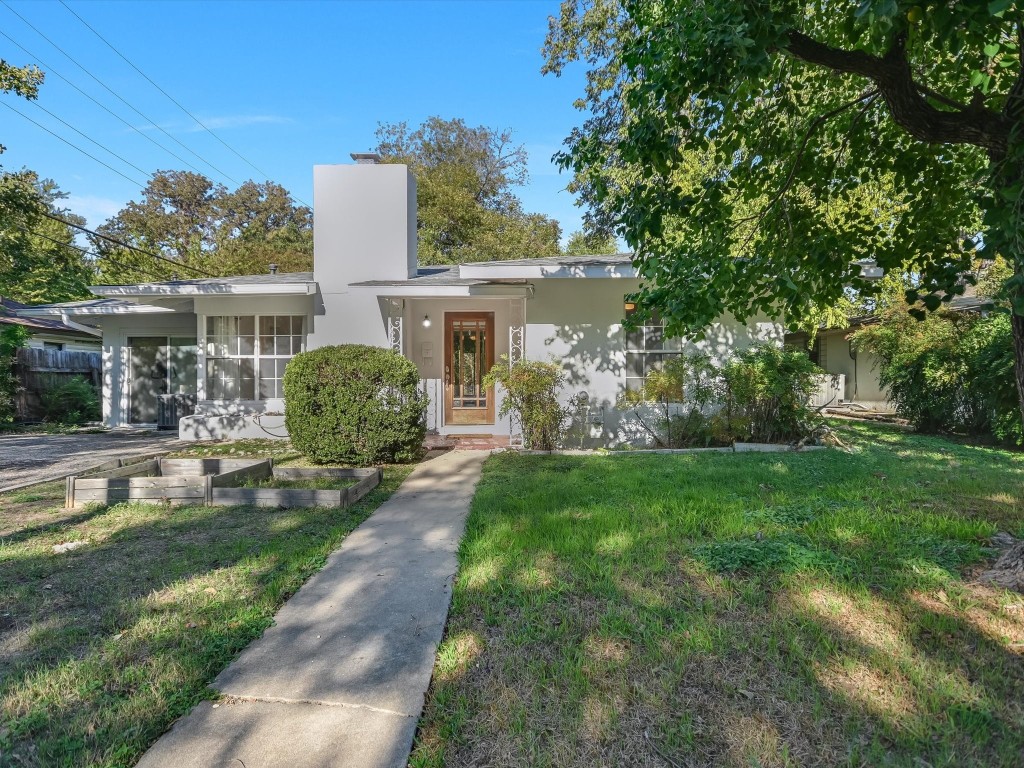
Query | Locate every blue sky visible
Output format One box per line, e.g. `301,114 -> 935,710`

0,0 -> 590,242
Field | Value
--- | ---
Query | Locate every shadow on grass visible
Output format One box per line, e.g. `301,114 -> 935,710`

411,425 -> 1024,768
0,469 -> 410,767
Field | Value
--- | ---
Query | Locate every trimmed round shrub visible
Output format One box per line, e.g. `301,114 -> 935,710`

283,344 -> 427,464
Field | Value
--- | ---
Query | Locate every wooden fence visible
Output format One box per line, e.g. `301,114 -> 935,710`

13,347 -> 102,421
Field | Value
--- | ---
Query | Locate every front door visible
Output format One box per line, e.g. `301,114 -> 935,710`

444,312 -> 495,425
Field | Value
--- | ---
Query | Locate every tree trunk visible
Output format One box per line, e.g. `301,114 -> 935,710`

1013,307 -> 1024,432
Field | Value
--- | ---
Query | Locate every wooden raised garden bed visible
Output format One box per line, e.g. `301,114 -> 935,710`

65,458 -> 381,510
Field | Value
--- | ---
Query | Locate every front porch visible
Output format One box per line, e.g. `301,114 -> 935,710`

379,292 -> 529,440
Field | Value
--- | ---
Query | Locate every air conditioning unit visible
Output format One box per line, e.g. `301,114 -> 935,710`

157,394 -> 197,430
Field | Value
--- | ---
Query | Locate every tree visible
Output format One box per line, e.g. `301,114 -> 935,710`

374,117 -> 562,263
545,0 -> 1024,429
565,228 -> 619,255
0,171 -> 94,304
1,59 -> 44,153
93,171 -> 312,281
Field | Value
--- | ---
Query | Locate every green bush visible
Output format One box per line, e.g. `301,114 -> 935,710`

283,345 -> 427,464
620,345 -> 823,446
38,375 -> 100,424
853,307 -> 1021,444
0,326 -> 28,423
720,345 -> 824,443
484,356 -> 568,450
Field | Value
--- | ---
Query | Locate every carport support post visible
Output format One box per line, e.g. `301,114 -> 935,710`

204,474 -> 213,506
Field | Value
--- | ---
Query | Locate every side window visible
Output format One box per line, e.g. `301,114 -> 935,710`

623,302 -> 679,390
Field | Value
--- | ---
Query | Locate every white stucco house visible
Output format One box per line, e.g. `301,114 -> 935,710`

22,154 -> 783,446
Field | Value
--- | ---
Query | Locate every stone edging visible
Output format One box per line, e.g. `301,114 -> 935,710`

512,443 -> 826,456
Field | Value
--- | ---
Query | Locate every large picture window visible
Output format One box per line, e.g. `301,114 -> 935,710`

205,315 -> 305,400
623,302 -> 682,391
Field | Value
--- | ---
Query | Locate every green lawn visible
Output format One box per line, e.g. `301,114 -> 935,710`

0,466 -> 412,767
412,423 -> 1024,767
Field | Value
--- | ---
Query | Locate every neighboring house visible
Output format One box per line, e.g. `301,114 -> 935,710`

1,296 -> 101,352
21,154 -> 783,445
785,295 -> 993,413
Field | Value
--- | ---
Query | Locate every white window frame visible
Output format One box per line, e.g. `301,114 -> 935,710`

201,314 -> 306,402
623,303 -> 682,391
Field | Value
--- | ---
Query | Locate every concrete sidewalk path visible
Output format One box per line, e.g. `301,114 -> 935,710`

136,449 -> 488,768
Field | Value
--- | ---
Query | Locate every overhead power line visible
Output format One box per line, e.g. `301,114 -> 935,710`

23,96 -> 153,180
0,0 -> 241,185
0,28 -> 223,180
59,0 -> 270,180
0,100 -> 148,187
58,0 -> 314,208
11,221 -> 165,282
36,209 -> 218,278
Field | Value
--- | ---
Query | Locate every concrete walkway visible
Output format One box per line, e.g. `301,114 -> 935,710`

137,449 -> 488,768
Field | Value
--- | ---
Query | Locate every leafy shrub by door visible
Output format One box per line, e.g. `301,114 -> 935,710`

484,356 -> 568,450
38,375 -> 100,424
283,345 -> 427,464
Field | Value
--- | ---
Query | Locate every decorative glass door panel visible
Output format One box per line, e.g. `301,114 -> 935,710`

444,313 -> 495,425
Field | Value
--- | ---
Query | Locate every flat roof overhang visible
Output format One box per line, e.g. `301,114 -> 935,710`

352,283 -> 535,299
90,282 -> 317,298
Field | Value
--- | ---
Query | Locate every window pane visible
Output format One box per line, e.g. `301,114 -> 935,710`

239,316 -> 255,335
259,358 -> 276,378
645,325 -> 666,351
259,378 -> 275,399
276,359 -> 288,378
291,335 -> 303,354
274,336 -> 289,355
259,316 -> 274,335
291,316 -> 305,335
625,328 -> 644,350
239,335 -> 255,356
625,353 -> 644,379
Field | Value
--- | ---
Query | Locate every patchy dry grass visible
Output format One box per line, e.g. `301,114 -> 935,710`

0,466 -> 412,767
411,423 -> 1024,767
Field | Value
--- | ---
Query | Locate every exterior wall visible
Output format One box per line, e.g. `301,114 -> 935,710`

184,294 -> 314,440
525,279 -> 784,447
96,314 -> 199,429
25,333 -> 101,352
818,329 -> 891,410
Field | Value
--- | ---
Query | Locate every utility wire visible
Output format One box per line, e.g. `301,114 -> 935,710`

0,28 -> 220,180
58,0 -> 314,208
36,209 -> 218,278
59,0 -> 269,180
11,221 -> 165,282
0,0 -> 241,185
0,100 -> 148,187
23,96 -> 153,180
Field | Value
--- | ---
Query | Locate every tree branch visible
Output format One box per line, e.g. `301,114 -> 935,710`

783,30 -> 1013,154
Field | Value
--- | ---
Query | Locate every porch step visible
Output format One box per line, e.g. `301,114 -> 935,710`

423,433 -> 510,451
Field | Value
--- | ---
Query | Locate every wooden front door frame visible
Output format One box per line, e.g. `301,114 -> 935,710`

443,311 -> 496,426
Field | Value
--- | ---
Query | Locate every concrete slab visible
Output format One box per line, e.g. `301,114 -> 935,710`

137,449 -> 488,768
135,699 -> 416,768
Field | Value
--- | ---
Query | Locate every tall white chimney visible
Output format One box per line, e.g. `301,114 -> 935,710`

307,155 -> 418,348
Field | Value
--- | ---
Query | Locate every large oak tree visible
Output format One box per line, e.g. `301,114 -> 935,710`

374,117 -> 562,264
546,0 -> 1024,428
93,171 -> 312,281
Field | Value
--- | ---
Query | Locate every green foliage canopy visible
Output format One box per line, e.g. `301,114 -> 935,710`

546,0 -> 1024,427
0,171 -> 94,304
374,117 -> 562,264
93,171 -> 312,282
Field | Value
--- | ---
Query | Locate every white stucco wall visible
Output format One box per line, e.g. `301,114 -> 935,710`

818,329 -> 891,410
524,279 -> 784,446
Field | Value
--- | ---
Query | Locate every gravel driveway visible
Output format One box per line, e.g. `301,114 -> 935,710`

0,432 -> 180,493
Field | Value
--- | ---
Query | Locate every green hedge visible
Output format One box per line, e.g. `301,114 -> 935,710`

283,345 -> 427,464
